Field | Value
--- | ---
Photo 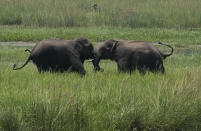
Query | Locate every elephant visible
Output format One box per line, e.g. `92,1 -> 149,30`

13,37 -> 95,75
93,39 -> 173,74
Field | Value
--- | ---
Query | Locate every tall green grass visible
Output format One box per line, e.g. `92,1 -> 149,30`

0,0 -> 201,28
0,45 -> 201,130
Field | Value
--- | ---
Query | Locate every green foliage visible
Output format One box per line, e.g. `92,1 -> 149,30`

0,45 -> 201,130
0,0 -> 201,28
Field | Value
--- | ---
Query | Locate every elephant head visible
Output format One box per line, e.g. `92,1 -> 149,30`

75,37 -> 95,61
93,39 -> 118,71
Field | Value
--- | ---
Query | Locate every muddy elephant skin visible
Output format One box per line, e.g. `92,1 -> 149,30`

13,37 -> 95,75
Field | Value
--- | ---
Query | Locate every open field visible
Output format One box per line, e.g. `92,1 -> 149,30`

0,0 -> 201,28
0,0 -> 201,129
0,41 -> 201,130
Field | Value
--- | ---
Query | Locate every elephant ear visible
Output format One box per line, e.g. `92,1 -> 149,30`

110,40 -> 118,53
75,37 -> 87,52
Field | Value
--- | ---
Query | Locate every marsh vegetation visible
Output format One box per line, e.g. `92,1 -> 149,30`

0,0 -> 201,28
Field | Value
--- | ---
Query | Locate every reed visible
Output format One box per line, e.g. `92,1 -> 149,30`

0,0 -> 200,28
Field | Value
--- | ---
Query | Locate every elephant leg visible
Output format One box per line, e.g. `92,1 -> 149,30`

37,66 -> 49,73
71,64 -> 85,75
70,57 -> 86,75
34,59 -> 49,73
135,59 -> 146,75
37,66 -> 47,73
129,56 -> 137,74
159,63 -> 165,74
37,66 -> 42,73
35,63 -> 44,73
137,66 -> 146,75
154,60 -> 165,74
117,58 -> 130,73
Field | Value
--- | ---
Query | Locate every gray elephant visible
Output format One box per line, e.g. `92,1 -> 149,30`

93,39 -> 173,74
13,37 -> 95,75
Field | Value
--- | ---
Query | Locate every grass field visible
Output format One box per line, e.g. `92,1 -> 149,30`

0,41 -> 201,130
0,0 -> 201,28
0,26 -> 201,48
0,0 -> 201,130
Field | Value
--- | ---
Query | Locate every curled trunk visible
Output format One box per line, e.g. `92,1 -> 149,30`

92,51 -> 102,71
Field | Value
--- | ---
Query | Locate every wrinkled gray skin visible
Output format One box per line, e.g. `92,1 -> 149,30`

13,37 -> 95,75
93,39 -> 173,74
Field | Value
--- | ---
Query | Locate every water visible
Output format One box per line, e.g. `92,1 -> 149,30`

0,42 -> 201,56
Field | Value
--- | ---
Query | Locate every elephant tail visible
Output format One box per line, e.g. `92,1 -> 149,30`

25,49 -> 32,53
13,56 -> 32,70
157,42 -> 174,59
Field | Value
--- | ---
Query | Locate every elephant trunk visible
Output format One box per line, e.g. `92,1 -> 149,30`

92,51 -> 102,71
